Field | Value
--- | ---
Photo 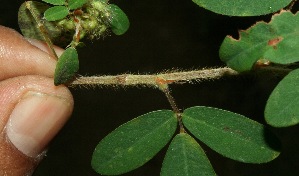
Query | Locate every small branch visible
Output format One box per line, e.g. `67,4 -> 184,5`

69,65 -> 291,131
25,1 -> 59,60
70,67 -> 239,88
156,78 -> 185,133
156,80 -> 180,114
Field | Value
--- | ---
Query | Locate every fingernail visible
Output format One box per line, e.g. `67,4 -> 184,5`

6,91 -> 72,157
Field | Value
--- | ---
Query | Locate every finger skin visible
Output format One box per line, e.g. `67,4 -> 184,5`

0,26 -> 56,80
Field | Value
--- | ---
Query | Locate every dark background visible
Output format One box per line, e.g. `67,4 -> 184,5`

1,0 -> 299,175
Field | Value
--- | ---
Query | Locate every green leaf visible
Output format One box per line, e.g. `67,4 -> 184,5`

182,106 -> 281,163
91,110 -> 177,175
161,133 -> 216,176
265,69 -> 299,127
42,0 -> 65,5
18,1 -> 63,43
220,11 -> 299,72
54,47 -> 79,85
44,6 -> 69,21
108,4 -> 130,35
192,0 -> 291,16
68,0 -> 87,10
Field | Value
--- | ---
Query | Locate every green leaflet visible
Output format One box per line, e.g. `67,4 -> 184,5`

192,0 -> 291,16
42,0 -> 65,5
91,110 -> 177,175
108,4 -> 130,35
54,47 -> 79,85
182,106 -> 281,163
161,133 -> 216,176
68,0 -> 87,10
44,6 -> 69,21
220,11 -> 299,72
265,69 -> 299,127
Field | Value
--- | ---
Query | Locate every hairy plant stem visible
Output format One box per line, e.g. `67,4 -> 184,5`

25,1 -> 59,60
70,66 -> 291,88
155,78 -> 185,133
69,65 -> 291,131
70,67 -> 239,88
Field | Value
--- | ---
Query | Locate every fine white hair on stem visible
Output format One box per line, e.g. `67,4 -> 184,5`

69,66 -> 291,89
70,67 -> 239,88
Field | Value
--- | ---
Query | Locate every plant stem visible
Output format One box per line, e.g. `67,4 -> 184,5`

70,67 -> 239,88
70,67 -> 240,133
70,66 -> 291,88
158,83 -> 180,114
163,89 -> 185,133
25,1 -> 59,60
70,66 -> 292,88
69,66 -> 291,131
155,78 -> 185,133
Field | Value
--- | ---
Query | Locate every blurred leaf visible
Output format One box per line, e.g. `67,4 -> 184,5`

91,110 -> 177,175
42,0 -> 65,5
220,11 -> 299,72
18,1 -> 63,43
192,0 -> 291,16
161,133 -> 216,176
108,4 -> 130,35
44,6 -> 69,21
265,69 -> 299,127
54,47 -> 79,85
68,0 -> 87,10
182,106 -> 281,163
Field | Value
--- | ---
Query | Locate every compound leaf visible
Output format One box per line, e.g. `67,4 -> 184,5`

265,69 -> 299,127
108,4 -> 130,35
192,0 -> 291,16
42,0 -> 65,5
54,47 -> 79,85
182,106 -> 281,163
91,110 -> 177,175
44,6 -> 69,21
161,133 -> 216,176
68,0 -> 87,10
220,11 -> 299,72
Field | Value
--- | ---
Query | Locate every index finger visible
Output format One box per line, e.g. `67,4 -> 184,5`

0,26 -> 58,81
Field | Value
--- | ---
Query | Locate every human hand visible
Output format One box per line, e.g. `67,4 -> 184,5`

0,26 -> 74,175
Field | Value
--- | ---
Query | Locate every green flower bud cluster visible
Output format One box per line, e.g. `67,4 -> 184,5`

56,0 -> 113,40
19,0 -> 129,48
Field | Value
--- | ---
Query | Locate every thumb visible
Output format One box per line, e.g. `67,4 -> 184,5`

0,76 -> 74,175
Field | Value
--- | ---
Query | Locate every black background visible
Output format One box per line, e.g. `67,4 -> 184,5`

1,0 -> 299,175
